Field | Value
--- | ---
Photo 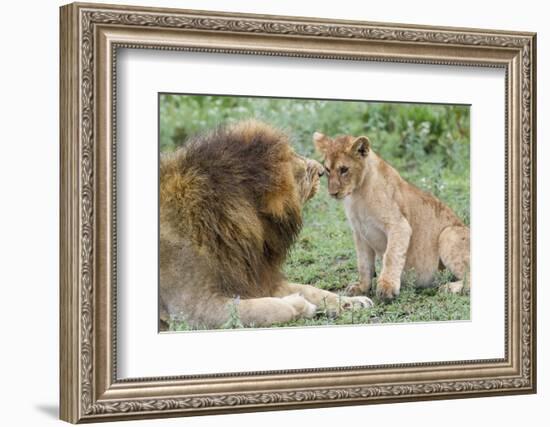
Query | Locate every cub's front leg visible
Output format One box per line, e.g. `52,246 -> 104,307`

347,230 -> 376,296
377,217 -> 412,301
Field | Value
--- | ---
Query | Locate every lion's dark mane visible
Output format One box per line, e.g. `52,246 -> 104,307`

160,122 -> 303,297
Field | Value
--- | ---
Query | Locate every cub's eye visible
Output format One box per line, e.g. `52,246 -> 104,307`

339,166 -> 349,175
324,166 -> 331,174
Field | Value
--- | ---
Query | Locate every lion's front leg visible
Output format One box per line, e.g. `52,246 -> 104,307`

277,283 -> 373,317
236,296 -> 317,327
377,218 -> 412,301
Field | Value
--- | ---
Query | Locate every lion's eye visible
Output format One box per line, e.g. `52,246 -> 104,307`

324,166 -> 331,174
340,166 -> 349,175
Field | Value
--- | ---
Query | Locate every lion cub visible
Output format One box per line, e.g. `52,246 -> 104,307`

314,132 -> 470,301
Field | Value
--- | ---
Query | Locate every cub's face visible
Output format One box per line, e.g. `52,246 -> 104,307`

292,154 -> 324,204
312,132 -> 370,200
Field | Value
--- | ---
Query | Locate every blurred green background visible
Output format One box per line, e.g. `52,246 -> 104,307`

160,94 -> 471,329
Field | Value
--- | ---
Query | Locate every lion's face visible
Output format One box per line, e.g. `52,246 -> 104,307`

292,154 -> 324,204
312,132 -> 370,200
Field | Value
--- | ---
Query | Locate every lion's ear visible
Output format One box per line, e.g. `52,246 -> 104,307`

313,132 -> 329,155
351,136 -> 370,158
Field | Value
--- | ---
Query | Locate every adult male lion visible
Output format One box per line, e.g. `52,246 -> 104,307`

314,131 -> 470,301
159,121 -> 372,330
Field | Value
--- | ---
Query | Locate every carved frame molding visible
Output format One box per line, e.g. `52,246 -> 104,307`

60,2 -> 536,423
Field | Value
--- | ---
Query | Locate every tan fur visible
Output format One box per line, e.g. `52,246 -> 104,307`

314,132 -> 470,300
159,121 -> 372,331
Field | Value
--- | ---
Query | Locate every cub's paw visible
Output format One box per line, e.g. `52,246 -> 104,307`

341,295 -> 374,310
345,282 -> 370,297
439,281 -> 465,294
376,278 -> 400,302
282,293 -> 317,319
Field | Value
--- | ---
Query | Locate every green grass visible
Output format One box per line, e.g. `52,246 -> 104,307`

162,94 -> 471,331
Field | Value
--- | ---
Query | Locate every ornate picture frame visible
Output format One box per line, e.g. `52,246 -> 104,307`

60,2 -> 536,423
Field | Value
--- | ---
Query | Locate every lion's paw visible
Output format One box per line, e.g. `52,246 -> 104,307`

345,282 -> 370,297
282,293 -> 317,319
341,295 -> 374,310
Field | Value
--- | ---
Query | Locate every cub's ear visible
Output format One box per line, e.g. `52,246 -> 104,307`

351,136 -> 370,158
313,132 -> 330,155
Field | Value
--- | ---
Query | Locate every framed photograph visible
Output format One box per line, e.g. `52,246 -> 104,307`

60,2 -> 537,423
